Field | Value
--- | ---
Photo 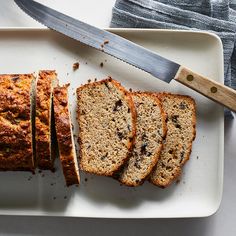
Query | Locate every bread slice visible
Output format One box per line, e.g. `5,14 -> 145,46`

0,74 -> 36,171
53,84 -> 80,186
150,93 -> 196,188
35,70 -> 58,170
119,92 -> 167,186
77,78 -> 136,176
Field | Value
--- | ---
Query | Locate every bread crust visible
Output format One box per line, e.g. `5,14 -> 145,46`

150,92 -> 196,188
77,78 -> 136,176
36,70 -> 58,170
0,74 -> 35,171
119,92 -> 167,186
53,84 -> 80,186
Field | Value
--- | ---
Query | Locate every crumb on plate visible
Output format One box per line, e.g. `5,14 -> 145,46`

73,62 -> 80,71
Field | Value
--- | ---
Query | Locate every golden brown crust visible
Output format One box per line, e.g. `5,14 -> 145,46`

0,74 -> 35,171
53,84 -> 80,186
150,93 -> 196,188
119,92 -> 167,187
76,77 -> 136,176
36,70 -> 58,170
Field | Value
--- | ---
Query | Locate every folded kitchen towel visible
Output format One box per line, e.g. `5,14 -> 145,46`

111,0 -> 236,117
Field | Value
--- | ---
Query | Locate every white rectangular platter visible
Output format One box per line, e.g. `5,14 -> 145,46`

0,28 -> 224,218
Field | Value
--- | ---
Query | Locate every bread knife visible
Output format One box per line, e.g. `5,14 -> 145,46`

14,0 -> 236,112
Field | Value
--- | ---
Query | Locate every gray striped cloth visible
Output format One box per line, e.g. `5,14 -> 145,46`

111,0 -> 236,117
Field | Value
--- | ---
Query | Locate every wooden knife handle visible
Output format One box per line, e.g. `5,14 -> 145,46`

174,66 -> 236,112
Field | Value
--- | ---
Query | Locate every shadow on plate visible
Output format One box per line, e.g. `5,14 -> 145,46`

0,158 -> 76,213
78,172 -> 178,209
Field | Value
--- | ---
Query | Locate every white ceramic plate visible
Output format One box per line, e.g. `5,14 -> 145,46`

0,28 -> 224,218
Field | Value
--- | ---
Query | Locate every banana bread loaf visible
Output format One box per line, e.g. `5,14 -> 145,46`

0,74 -> 36,171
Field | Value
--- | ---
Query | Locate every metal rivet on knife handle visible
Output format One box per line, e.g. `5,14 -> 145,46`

210,86 -> 218,93
187,75 -> 194,81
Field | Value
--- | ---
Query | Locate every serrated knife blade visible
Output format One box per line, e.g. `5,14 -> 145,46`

14,0 -> 236,112
14,0 -> 180,83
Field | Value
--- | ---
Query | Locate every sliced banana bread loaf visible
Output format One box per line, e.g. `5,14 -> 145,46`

150,93 -> 196,188
119,92 -> 167,186
53,84 -> 80,186
77,78 -> 136,176
36,70 -> 58,170
0,74 -> 36,171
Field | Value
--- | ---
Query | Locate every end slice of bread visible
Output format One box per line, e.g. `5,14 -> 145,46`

77,78 -> 136,176
35,70 -> 58,170
53,84 -> 80,186
0,74 -> 36,171
150,93 -> 196,188
119,92 -> 167,186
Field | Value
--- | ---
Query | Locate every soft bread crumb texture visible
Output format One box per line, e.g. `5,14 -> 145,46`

150,93 -> 196,188
36,70 -> 58,170
77,78 -> 136,176
53,84 -> 80,186
0,74 -> 35,171
119,92 -> 167,186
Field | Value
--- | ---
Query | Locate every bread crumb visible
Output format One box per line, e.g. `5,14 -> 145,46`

100,40 -> 109,50
73,62 -> 80,71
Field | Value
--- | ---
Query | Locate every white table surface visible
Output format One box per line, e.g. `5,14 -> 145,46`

0,0 -> 236,235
